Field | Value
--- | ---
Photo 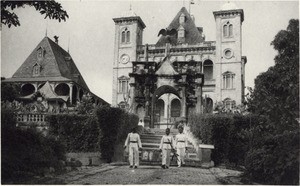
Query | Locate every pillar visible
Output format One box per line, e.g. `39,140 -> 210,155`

69,82 -> 73,104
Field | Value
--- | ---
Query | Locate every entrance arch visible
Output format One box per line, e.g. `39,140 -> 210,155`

151,85 -> 181,128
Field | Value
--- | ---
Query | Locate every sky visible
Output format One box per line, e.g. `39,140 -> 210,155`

1,0 -> 299,104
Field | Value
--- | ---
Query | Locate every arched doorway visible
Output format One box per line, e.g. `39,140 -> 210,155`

154,99 -> 164,127
151,85 -> 181,128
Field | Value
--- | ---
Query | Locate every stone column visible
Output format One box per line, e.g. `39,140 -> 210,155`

129,77 -> 136,113
69,82 -> 73,104
180,75 -> 187,118
196,86 -> 202,114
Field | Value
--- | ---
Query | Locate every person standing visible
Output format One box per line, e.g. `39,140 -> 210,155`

159,128 -> 174,169
124,127 -> 142,168
175,125 -> 188,167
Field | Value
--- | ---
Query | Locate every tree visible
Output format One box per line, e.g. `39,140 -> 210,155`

248,19 -> 299,133
1,0 -> 69,28
244,19 -> 299,185
1,83 -> 21,102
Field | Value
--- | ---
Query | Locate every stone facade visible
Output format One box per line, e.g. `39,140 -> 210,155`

112,3 -> 247,128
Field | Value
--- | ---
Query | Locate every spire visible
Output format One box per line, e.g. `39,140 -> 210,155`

45,20 -> 48,37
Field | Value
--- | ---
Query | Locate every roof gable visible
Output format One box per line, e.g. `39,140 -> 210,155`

156,7 -> 204,46
155,56 -> 178,76
11,37 -> 89,90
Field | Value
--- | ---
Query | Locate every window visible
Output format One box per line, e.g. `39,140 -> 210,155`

126,31 -> 130,42
118,76 -> 129,93
203,60 -> 213,80
224,98 -> 236,110
33,64 -> 40,76
121,31 -> 126,43
179,14 -> 185,24
223,72 -> 235,89
223,22 -> 233,37
121,28 -> 130,43
37,47 -> 44,59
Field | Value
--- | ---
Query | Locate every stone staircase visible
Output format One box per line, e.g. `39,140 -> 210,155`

124,128 -> 202,167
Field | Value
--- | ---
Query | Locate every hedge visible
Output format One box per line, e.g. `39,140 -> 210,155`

96,106 -> 138,162
189,113 -> 257,165
47,114 -> 100,152
47,106 -> 139,163
1,109 -> 66,183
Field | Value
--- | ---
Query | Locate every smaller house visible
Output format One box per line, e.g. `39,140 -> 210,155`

2,36 -> 109,125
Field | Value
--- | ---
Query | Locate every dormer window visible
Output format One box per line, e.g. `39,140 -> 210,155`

33,63 -> 41,76
223,21 -> 233,37
179,13 -> 185,24
37,47 -> 44,60
178,26 -> 185,38
121,27 -> 130,44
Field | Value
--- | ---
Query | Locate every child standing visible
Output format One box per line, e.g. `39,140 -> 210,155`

159,128 -> 174,169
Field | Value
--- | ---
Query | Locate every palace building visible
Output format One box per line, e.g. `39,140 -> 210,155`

112,2 -> 247,128
3,36 -> 108,119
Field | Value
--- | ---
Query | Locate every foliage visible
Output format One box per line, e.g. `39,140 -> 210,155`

47,114 -> 101,152
189,113 -> 255,165
1,0 -> 69,28
1,83 -> 20,102
245,130 -> 299,185
247,19 -> 299,133
244,19 -> 299,185
1,109 -> 66,183
96,106 -> 138,163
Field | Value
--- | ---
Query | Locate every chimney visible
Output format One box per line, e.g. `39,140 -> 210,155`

54,35 -> 59,44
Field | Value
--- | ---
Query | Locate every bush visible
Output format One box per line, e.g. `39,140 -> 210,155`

189,113 -> 256,165
245,130 -> 299,185
47,114 -> 100,152
96,106 -> 138,162
1,110 -> 66,183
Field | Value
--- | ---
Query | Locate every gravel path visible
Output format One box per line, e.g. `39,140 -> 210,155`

32,164 -> 243,185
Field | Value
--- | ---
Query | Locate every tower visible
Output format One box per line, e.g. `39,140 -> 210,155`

213,2 -> 245,105
112,10 -> 146,107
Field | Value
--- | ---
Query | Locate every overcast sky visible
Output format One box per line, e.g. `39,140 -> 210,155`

1,0 -> 299,103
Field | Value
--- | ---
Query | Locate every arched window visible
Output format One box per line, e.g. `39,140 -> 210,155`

229,24 -> 233,37
223,24 -> 228,37
126,31 -> 130,42
171,99 -> 181,117
203,60 -> 213,80
33,63 -> 40,76
222,71 -> 235,89
121,31 -> 126,43
223,22 -> 233,37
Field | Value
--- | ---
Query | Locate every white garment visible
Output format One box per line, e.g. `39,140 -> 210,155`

175,133 -> 187,166
138,121 -> 144,127
159,135 -> 174,167
159,135 -> 174,150
175,133 -> 188,148
124,133 -> 142,166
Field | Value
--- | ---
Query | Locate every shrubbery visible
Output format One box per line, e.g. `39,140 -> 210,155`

1,109 -> 66,183
96,106 -> 138,162
47,114 -> 100,152
189,113 -> 257,165
47,106 -> 139,163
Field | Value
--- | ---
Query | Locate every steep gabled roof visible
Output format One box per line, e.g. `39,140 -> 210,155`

156,7 -> 204,46
11,37 -> 89,90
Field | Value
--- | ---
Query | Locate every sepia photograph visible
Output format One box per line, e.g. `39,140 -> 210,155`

1,0 -> 299,184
